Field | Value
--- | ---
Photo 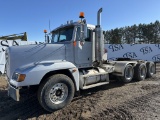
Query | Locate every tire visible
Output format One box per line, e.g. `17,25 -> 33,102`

134,63 -> 146,81
38,74 -> 75,112
146,62 -> 155,78
118,64 -> 134,83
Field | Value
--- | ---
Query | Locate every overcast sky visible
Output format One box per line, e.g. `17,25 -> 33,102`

0,0 -> 160,41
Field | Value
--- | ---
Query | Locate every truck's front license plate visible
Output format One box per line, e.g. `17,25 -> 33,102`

8,85 -> 20,101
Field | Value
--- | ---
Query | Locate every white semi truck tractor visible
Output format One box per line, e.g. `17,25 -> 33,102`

6,8 -> 155,112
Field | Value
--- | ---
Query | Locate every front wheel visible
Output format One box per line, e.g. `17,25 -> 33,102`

38,74 -> 75,112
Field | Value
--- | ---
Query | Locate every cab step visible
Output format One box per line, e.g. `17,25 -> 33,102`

82,81 -> 109,90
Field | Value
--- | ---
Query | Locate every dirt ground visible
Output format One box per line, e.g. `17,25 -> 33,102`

0,64 -> 160,120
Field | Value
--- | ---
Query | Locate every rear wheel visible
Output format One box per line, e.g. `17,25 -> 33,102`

118,64 -> 134,83
146,62 -> 155,78
38,74 -> 75,112
134,63 -> 146,81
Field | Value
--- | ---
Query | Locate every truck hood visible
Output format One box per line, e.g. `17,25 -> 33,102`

6,43 -> 66,79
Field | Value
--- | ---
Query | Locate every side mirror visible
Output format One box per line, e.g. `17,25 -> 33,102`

80,24 -> 87,42
45,35 -> 50,43
44,29 -> 49,43
44,29 -> 51,43
83,24 -> 87,40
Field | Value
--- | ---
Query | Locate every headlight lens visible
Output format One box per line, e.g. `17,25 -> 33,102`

12,72 -> 26,82
12,72 -> 19,80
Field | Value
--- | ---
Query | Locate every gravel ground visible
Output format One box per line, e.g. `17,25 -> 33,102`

0,64 -> 159,120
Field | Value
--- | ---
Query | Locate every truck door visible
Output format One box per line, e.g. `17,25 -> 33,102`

74,27 -> 92,67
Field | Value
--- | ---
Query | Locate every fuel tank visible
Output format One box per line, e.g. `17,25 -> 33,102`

79,67 -> 109,89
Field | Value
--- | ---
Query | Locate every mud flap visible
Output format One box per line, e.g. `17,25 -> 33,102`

8,85 -> 20,101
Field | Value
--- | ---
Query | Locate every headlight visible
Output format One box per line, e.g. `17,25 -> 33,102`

12,72 -> 26,82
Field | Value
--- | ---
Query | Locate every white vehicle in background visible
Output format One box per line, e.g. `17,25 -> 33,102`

6,8 -> 155,112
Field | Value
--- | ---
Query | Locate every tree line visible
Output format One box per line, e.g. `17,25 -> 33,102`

104,20 -> 160,44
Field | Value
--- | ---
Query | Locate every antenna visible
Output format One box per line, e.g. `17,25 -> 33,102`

49,20 -> 51,32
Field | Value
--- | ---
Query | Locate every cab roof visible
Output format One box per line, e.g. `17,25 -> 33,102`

51,21 -> 95,33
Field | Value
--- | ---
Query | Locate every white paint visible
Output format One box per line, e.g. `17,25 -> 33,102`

0,40 -> 42,74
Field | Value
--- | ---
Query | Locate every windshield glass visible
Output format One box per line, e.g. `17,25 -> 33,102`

51,27 -> 74,43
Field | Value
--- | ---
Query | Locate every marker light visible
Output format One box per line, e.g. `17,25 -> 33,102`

13,72 -> 26,82
79,12 -> 84,18
73,41 -> 76,46
17,74 -> 26,82
44,29 -> 47,33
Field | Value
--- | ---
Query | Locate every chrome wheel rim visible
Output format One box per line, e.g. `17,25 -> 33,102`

49,83 -> 68,104
140,66 -> 146,78
150,64 -> 155,74
125,66 -> 133,80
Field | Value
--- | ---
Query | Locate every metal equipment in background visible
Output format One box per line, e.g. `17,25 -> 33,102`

0,32 -> 27,41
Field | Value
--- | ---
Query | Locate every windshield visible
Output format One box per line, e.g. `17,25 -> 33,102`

51,27 -> 74,43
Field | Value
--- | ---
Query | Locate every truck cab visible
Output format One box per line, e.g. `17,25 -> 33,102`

50,22 -> 98,68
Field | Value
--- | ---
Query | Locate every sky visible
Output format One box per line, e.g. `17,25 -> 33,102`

0,0 -> 160,42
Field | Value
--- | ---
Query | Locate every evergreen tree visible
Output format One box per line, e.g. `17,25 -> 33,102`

104,20 -> 160,44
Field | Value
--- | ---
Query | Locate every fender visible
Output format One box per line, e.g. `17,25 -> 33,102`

112,61 -> 137,76
10,61 -> 79,91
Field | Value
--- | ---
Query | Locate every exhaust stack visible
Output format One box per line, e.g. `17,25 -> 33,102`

95,8 -> 104,66
97,8 -> 103,26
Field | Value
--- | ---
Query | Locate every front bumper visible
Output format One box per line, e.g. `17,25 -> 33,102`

8,84 -> 20,101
